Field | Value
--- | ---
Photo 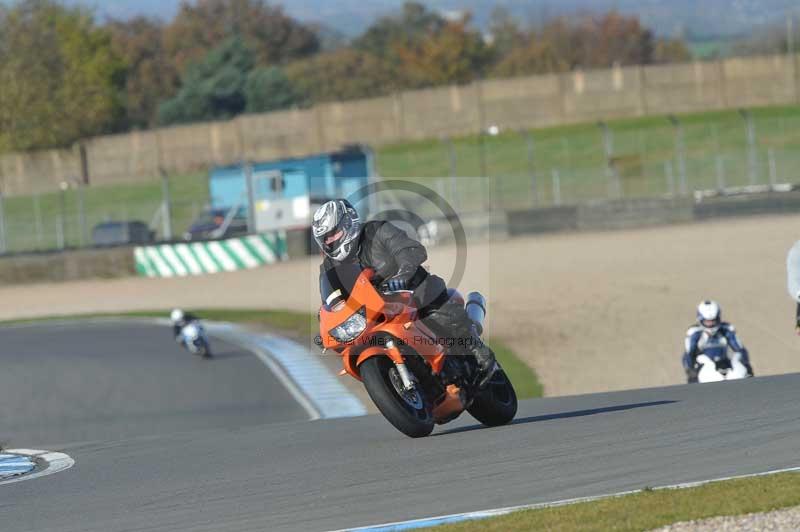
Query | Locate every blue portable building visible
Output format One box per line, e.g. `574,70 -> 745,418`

208,146 -> 374,232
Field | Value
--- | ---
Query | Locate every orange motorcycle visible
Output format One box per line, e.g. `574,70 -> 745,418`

318,264 -> 517,437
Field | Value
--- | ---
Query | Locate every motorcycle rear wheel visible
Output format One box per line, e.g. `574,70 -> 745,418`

467,368 -> 518,427
360,356 -> 434,438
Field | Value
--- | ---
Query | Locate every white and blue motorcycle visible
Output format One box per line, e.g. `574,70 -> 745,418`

179,321 -> 212,358
696,351 -> 749,383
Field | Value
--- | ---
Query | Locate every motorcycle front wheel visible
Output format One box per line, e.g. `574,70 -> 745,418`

193,339 -> 211,358
360,356 -> 434,438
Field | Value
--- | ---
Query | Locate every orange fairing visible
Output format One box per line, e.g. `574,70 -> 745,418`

319,268 -> 447,380
432,385 -> 466,424
319,269 -> 385,350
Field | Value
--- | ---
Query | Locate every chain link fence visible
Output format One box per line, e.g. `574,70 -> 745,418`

0,173 -> 209,255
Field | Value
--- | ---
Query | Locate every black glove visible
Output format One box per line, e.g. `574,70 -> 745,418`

381,266 -> 416,292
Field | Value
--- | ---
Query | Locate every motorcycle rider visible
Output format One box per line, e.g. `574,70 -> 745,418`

170,308 -> 200,344
786,240 -> 800,334
312,199 -> 496,381
682,300 -> 753,383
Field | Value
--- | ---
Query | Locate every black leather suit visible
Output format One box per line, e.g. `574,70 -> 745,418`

320,220 -> 475,350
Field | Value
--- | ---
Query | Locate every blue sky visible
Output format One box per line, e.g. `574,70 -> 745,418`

3,1 -> 798,39
0,0 -> 403,35
49,0 -> 181,20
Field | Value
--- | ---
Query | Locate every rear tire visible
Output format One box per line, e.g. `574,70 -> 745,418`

468,368 -> 518,427
360,356 -> 434,438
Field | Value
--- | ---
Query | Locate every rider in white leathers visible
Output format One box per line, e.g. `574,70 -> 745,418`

786,241 -> 800,334
683,300 -> 753,383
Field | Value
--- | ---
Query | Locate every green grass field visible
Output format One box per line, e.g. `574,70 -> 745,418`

5,104 -> 800,253
0,309 -> 542,399
376,105 -> 800,212
427,472 -> 800,531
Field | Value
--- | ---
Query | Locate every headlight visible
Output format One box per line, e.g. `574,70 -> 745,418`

329,306 -> 367,343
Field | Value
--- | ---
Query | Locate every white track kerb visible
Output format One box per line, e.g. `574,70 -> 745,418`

0,450 -> 75,486
340,466 -> 800,532
145,318 -> 366,420
205,322 -> 367,420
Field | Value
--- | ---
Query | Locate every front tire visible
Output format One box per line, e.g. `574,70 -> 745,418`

468,368 -> 518,427
360,356 -> 434,438
189,337 -> 211,358
199,340 -> 212,358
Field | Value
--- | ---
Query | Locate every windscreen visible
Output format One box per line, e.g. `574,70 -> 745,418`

320,262 -> 363,308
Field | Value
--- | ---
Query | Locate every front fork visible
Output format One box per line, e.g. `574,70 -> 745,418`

386,339 -> 417,392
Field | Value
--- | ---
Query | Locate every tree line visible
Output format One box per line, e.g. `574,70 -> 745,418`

0,0 -> 691,153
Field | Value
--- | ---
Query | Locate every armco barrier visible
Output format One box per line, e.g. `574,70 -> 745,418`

506,190 -> 800,238
576,197 -> 695,230
693,190 -> 800,220
507,206 -> 579,236
133,233 -> 287,278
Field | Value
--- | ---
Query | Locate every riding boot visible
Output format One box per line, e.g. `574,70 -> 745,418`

469,335 -> 495,373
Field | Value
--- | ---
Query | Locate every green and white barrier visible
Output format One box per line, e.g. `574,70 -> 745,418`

134,233 -> 287,278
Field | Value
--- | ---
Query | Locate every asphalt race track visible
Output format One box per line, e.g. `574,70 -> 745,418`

2,321 -> 800,532
0,322 -> 308,446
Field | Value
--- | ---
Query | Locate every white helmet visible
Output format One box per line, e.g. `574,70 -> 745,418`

170,308 -> 185,323
312,199 -> 361,262
697,300 -> 721,334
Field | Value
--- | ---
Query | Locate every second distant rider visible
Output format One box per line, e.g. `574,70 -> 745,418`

170,308 -> 200,344
682,300 -> 753,383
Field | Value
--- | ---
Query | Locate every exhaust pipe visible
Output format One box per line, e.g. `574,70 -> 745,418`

465,292 -> 487,336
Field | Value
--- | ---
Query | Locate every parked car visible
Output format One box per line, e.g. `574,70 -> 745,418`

184,207 -> 249,241
92,221 -> 155,247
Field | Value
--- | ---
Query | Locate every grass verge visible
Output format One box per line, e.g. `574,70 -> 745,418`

0,309 -> 542,399
427,472 -> 800,532
490,337 -> 543,399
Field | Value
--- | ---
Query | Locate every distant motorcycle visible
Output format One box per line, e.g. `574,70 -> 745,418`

179,321 -> 212,358
696,352 -> 749,383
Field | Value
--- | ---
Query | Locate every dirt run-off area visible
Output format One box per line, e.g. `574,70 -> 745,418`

3,214 -> 800,397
